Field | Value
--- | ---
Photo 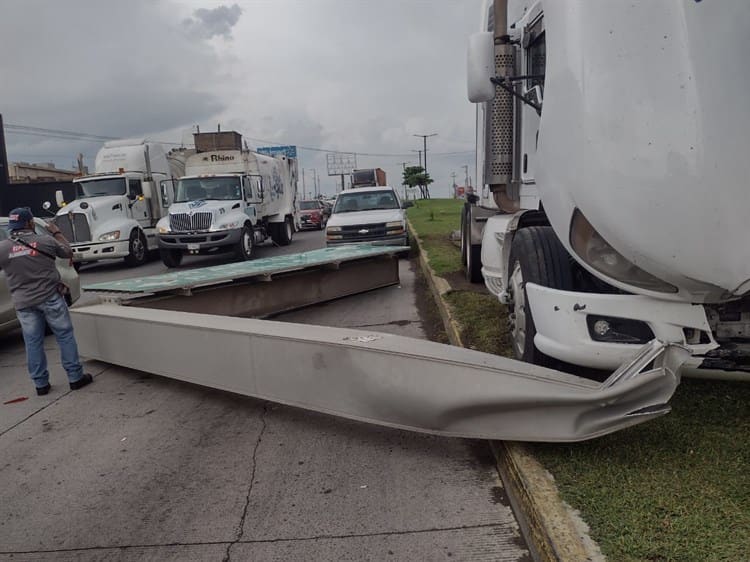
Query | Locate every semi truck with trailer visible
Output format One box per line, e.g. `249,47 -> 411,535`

51,139 -> 190,267
155,131 -> 298,268
351,168 -> 386,188
462,0 -> 750,379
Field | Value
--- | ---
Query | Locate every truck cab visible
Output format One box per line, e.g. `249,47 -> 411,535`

52,140 -> 188,267
464,0 -> 750,378
155,132 -> 298,268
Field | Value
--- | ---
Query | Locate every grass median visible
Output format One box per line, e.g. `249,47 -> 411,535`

407,198 -> 750,562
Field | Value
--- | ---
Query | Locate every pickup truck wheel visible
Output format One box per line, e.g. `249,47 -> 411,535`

160,249 -> 183,268
507,226 -> 574,369
235,225 -> 254,261
124,230 -> 148,267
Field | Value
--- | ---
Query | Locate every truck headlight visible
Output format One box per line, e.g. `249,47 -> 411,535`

326,226 -> 342,233
569,209 -> 677,294
99,230 -> 121,241
213,221 -> 240,231
386,221 -> 405,233
158,226 -> 169,234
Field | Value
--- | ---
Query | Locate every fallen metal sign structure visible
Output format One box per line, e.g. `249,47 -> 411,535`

75,245 -> 691,442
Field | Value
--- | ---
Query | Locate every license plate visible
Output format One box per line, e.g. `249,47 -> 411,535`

187,243 -> 200,251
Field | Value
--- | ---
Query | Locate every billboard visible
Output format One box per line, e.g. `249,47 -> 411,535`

256,145 -> 298,159
326,152 -> 357,176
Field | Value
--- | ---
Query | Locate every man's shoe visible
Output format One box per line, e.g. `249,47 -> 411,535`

69,373 -> 93,391
36,383 -> 51,396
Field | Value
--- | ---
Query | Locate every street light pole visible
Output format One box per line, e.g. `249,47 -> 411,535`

411,149 -> 422,168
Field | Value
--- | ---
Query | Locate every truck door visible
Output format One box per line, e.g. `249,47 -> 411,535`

519,14 -> 544,191
243,175 -> 263,222
128,179 -> 152,228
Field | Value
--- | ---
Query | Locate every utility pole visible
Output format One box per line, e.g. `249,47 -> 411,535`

411,149 -> 422,168
451,172 -> 457,198
413,133 -> 437,175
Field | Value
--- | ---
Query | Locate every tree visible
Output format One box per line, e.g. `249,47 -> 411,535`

402,165 -> 434,199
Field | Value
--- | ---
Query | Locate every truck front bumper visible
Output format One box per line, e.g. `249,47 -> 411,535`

523,283 -> 750,379
326,234 -> 408,247
71,240 -> 131,262
158,229 -> 242,252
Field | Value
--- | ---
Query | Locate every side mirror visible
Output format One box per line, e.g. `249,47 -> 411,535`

126,193 -> 137,201
467,31 -> 496,103
403,201 -> 414,209
525,84 -> 543,111
55,190 -> 65,207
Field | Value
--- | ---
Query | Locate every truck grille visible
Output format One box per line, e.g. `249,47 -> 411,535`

170,212 -> 212,232
55,213 -> 91,243
340,223 -> 387,241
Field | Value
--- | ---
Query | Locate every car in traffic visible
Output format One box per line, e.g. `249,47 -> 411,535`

298,199 -> 329,230
0,217 -> 82,335
325,186 -> 412,247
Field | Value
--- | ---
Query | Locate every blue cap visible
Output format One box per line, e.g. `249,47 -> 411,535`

8,207 -> 34,231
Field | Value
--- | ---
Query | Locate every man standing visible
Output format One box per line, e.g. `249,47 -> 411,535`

0,207 -> 92,395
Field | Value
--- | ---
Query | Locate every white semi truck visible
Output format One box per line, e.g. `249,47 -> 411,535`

52,139 -> 190,267
463,0 -> 750,379
156,131 -> 297,268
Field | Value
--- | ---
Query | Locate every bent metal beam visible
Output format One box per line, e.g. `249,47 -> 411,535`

71,303 -> 689,443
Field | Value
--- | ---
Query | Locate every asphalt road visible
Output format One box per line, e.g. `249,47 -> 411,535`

0,231 -> 529,561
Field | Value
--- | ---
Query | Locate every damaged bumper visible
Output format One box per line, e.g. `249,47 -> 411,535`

525,283 -> 717,370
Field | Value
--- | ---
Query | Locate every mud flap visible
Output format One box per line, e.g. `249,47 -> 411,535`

72,305 -> 690,442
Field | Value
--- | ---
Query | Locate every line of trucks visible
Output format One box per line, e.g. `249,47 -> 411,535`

463,0 -> 750,379
49,131 -> 298,268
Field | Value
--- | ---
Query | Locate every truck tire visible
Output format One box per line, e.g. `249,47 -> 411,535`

460,205 -> 469,267
235,225 -> 254,261
273,216 -> 294,246
124,229 -> 148,267
160,249 -> 183,268
507,226 -> 574,369
463,205 -> 483,283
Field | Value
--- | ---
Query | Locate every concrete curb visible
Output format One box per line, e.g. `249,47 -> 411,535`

407,220 -> 599,562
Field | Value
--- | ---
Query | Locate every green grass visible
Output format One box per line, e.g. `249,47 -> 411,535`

409,198 -> 750,562
445,291 -> 513,357
407,199 -> 464,276
532,379 -> 750,562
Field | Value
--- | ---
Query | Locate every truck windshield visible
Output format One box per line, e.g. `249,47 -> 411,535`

175,177 -> 242,202
333,191 -> 399,213
76,178 -> 126,197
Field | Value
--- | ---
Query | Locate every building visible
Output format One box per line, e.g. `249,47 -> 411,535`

9,161 -> 84,183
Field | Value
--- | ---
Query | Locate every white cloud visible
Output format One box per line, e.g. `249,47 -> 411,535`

2,0 -> 482,193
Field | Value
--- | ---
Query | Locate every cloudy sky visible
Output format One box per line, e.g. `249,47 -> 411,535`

1,0 -> 483,197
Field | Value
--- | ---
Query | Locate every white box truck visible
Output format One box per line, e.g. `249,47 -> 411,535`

155,131 -> 297,267
463,0 -> 750,379
51,139 -> 190,267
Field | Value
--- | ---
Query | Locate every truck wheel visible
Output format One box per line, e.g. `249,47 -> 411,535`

124,230 -> 148,267
274,216 -> 294,246
235,225 -> 254,261
160,249 -> 183,268
507,226 -> 574,368
460,204 -> 469,266
463,205 -> 483,283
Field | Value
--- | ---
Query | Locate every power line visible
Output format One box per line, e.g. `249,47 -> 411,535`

5,122 -> 474,158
